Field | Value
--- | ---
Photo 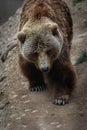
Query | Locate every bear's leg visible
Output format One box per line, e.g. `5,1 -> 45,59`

48,62 -> 76,105
19,54 -> 46,91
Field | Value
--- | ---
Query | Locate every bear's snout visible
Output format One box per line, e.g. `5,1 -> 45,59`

37,51 -> 51,72
39,59 -> 50,73
41,66 -> 49,73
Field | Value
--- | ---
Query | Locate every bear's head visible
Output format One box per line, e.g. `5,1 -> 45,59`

18,18 -> 63,72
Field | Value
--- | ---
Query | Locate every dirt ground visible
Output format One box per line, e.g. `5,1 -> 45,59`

0,0 -> 87,130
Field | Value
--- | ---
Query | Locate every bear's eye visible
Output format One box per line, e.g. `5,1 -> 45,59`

47,49 -> 57,58
29,53 -> 38,62
32,52 -> 38,57
18,32 -> 26,43
47,50 -> 52,55
52,27 -> 58,37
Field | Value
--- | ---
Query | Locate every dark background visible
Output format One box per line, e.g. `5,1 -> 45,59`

0,0 -> 24,25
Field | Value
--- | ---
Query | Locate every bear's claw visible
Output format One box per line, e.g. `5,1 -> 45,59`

30,85 -> 46,92
54,95 -> 69,105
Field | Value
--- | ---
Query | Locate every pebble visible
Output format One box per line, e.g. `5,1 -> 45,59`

24,100 -> 30,104
11,95 -> 18,99
31,110 -> 38,113
10,106 -> 14,109
22,125 -> 27,128
16,117 -> 21,120
21,113 -> 26,117
56,124 -> 62,128
24,109 -> 30,112
21,95 -> 27,99
50,122 -> 60,125
7,123 -> 12,127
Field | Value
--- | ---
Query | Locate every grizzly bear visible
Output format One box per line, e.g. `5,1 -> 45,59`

17,0 -> 76,105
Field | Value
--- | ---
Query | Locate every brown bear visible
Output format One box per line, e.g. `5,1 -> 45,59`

17,0 -> 77,105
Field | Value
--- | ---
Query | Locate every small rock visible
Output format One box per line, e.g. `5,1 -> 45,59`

24,100 -> 30,104
50,122 -> 60,125
22,125 -> 27,128
21,113 -> 26,117
10,106 -> 14,109
56,124 -> 62,128
24,109 -> 30,112
31,110 -> 38,113
7,123 -> 12,127
16,117 -> 21,120
22,95 -> 27,99
11,95 -> 18,99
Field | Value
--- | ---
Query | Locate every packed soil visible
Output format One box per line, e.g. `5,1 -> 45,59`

0,0 -> 87,130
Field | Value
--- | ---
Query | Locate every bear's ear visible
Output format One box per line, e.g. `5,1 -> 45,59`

51,25 -> 58,37
46,23 -> 58,36
17,32 -> 26,43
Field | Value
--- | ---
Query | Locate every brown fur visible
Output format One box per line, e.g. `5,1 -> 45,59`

18,0 -> 76,105
19,0 -> 73,42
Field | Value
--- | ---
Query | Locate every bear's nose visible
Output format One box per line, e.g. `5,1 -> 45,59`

41,67 -> 49,72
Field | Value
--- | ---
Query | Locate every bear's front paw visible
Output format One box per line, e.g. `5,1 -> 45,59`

53,95 -> 69,105
29,84 -> 46,92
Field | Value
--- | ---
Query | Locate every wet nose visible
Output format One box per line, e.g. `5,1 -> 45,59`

41,67 -> 49,72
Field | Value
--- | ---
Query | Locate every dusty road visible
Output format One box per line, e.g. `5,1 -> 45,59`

0,0 -> 87,130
